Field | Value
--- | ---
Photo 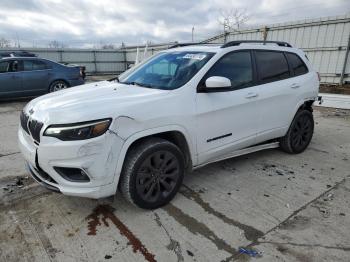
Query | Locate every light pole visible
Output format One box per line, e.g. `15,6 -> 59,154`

192,26 -> 194,42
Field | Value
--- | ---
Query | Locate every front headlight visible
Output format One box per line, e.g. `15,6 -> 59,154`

44,119 -> 111,141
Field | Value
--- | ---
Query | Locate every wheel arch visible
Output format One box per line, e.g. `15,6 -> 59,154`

112,126 -> 196,186
290,99 -> 315,121
298,99 -> 314,112
48,79 -> 70,91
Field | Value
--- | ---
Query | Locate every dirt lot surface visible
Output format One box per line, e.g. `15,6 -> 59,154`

320,84 -> 350,95
0,100 -> 349,262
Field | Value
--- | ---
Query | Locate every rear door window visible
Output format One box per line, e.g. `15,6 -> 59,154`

285,52 -> 308,76
255,51 -> 290,84
23,60 -> 48,71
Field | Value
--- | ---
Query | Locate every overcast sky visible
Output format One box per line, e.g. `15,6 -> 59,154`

0,0 -> 349,48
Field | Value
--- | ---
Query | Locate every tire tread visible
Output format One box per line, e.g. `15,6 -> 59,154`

280,109 -> 314,154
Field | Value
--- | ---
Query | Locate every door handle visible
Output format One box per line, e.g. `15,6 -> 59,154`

291,83 -> 300,89
245,92 -> 258,99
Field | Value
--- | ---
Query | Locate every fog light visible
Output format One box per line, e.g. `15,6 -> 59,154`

54,167 -> 90,182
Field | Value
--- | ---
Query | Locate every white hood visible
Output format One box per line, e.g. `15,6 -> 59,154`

25,81 -> 169,124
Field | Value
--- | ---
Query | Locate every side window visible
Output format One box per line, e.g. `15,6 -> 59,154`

205,51 -> 253,90
285,53 -> 308,76
255,51 -> 290,83
0,60 -> 20,72
0,61 -> 10,73
23,60 -> 48,71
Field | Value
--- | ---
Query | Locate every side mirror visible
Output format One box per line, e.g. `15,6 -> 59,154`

205,76 -> 231,89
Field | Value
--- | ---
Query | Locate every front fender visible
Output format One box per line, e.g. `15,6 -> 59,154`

111,124 -> 196,186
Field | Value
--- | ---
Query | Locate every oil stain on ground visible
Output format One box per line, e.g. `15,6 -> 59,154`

279,215 -> 311,231
86,205 -> 156,262
180,185 -> 264,242
163,203 -> 239,258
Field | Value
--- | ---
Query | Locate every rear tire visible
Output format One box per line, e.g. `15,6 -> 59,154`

120,138 -> 185,209
280,109 -> 314,154
49,80 -> 69,92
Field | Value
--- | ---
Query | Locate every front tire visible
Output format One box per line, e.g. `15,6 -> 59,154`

49,80 -> 69,92
120,138 -> 185,209
280,109 -> 314,154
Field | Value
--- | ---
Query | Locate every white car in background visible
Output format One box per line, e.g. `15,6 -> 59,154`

18,40 -> 319,209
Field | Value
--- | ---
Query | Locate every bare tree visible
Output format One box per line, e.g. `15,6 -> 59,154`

218,8 -> 249,33
48,40 -> 66,48
101,44 -> 115,49
0,37 -> 12,48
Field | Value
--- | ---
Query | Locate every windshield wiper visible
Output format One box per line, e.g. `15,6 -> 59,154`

108,76 -> 119,82
123,81 -> 154,88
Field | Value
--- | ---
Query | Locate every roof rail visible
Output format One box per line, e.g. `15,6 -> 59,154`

168,42 -> 221,49
221,40 -> 292,48
0,51 -> 37,58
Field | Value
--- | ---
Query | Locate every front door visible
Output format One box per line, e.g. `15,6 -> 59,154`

195,50 -> 259,164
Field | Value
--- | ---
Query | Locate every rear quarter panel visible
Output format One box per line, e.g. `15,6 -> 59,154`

50,63 -> 83,87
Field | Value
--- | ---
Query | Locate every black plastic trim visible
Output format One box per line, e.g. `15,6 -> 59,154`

168,43 -> 221,49
26,163 -> 60,193
221,40 -> 292,48
53,167 -> 90,182
207,133 -> 232,142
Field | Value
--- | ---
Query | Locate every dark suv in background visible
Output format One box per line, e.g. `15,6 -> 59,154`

0,51 -> 85,99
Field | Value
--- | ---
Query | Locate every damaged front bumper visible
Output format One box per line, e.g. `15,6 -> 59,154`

18,127 -> 125,199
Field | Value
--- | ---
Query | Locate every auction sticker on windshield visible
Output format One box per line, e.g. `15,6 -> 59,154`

182,53 -> 207,60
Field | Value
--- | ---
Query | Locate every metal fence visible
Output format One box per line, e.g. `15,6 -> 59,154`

203,14 -> 350,84
0,48 -> 127,74
125,15 -> 350,84
1,15 -> 349,84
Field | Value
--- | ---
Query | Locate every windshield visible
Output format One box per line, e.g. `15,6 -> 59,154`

119,51 -> 214,90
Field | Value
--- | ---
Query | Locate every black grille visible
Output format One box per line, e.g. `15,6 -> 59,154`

20,111 -> 30,134
28,119 -> 44,143
20,111 -> 44,143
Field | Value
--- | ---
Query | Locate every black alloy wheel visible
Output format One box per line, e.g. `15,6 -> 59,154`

135,151 -> 180,203
280,109 -> 314,154
120,138 -> 185,209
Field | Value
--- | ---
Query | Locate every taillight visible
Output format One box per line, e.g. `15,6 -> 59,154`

317,72 -> 321,82
80,67 -> 86,79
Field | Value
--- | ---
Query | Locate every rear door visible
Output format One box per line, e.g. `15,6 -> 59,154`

253,50 -> 299,142
20,59 -> 51,94
0,60 -> 22,98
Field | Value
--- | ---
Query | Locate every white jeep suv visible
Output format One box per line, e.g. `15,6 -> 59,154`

18,40 -> 319,209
